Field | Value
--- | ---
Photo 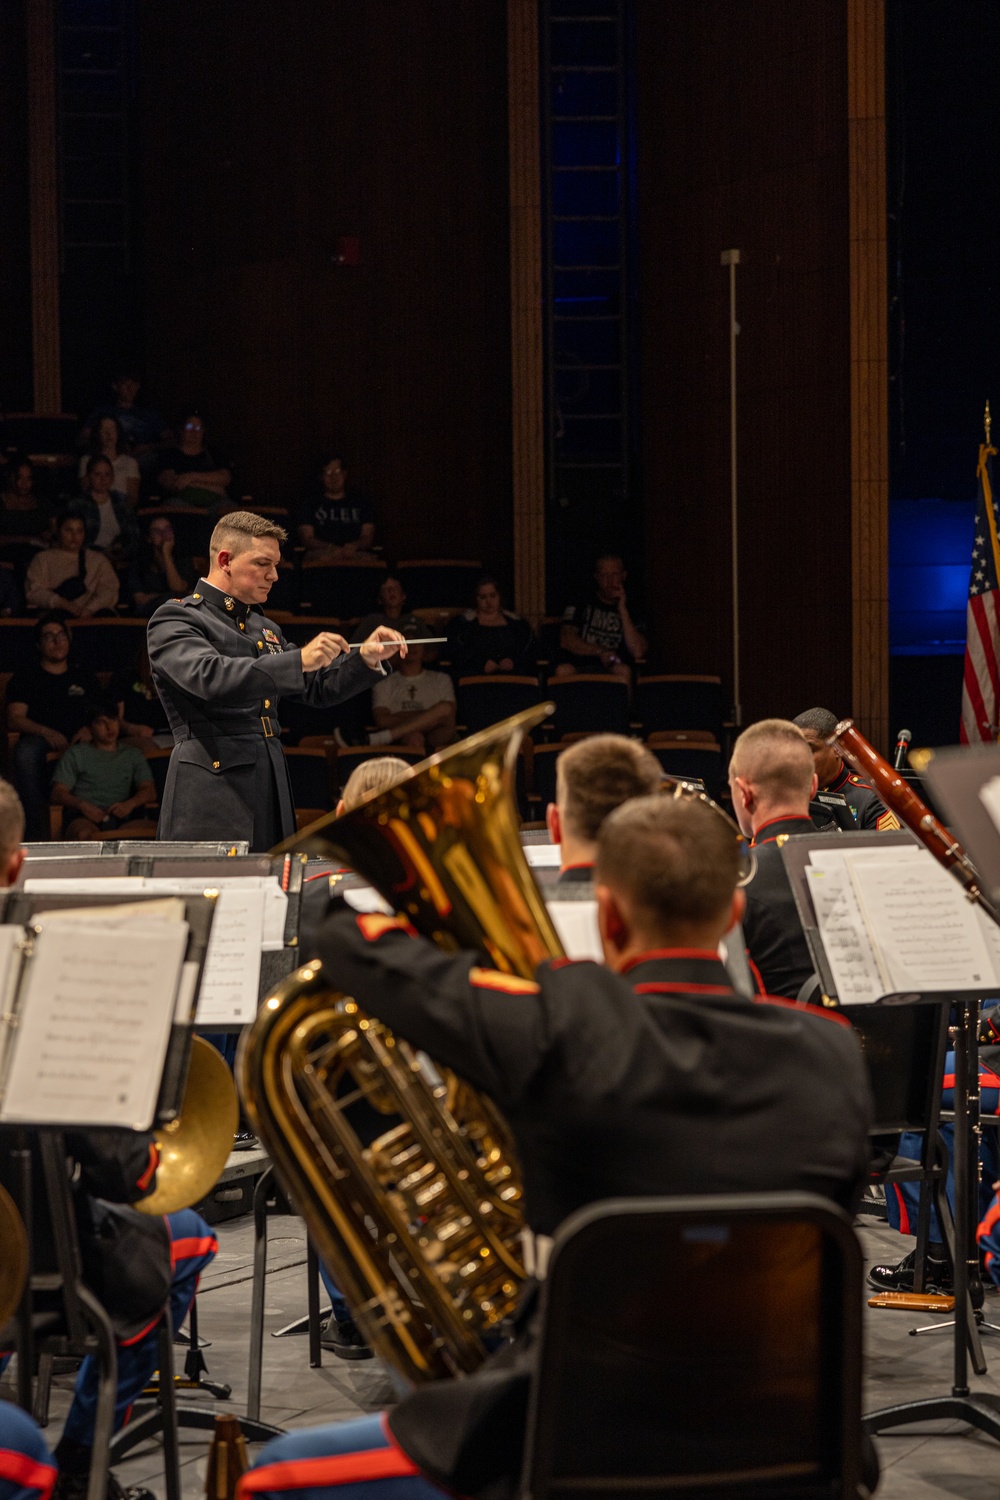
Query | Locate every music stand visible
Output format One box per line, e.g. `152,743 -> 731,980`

780,831 -> 1000,1443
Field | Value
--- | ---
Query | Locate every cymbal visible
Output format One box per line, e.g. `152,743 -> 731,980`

0,1182 -> 28,1329
136,1036 -> 239,1216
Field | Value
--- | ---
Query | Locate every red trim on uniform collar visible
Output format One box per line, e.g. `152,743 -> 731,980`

620,947 -> 722,974
751,814 -> 814,846
559,860 -> 594,875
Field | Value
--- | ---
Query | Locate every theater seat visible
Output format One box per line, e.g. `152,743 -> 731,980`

646,733 -> 723,798
457,676 -> 543,734
548,675 -> 630,737
284,747 -> 336,818
635,675 -> 725,741
298,559 -> 387,618
395,559 -> 482,609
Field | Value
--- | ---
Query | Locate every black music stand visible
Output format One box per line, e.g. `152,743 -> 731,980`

780,831 -> 1000,1444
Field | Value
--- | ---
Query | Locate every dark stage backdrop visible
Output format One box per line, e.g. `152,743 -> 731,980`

635,0 -> 853,723
0,3 -> 32,414
136,1 -> 512,575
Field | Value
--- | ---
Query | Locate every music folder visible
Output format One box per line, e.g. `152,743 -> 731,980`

923,742 -> 1000,908
0,889 -> 215,1129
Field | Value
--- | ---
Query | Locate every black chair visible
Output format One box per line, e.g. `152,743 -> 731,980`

522,1194 -> 864,1499
547,676 -> 630,737
284,748 -> 336,822
647,732 -> 723,798
839,997 -> 953,1292
635,674 -> 725,740
457,676 -> 543,734
394,559 -> 482,609
298,560 -> 387,618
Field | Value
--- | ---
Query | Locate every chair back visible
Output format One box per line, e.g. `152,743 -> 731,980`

284,747 -> 335,813
523,1193 -> 863,1500
394,558 -> 482,608
548,675 -> 630,736
457,675 -> 542,734
636,674 -> 725,740
298,561 -> 387,618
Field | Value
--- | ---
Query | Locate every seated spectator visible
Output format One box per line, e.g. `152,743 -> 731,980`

446,575 -> 537,677
77,414 -> 141,507
78,366 -> 172,479
114,643 -> 173,748
727,718 -> 820,999
66,455 -> 141,568
25,515 -> 120,617
0,565 -> 21,616
6,615 -> 102,841
350,574 -> 420,642
51,698 -> 157,840
298,455 -> 376,561
792,706 -> 901,831
557,553 -> 647,682
127,515 -> 195,615
370,634 -> 456,753
0,453 -> 56,545
157,412 -> 232,509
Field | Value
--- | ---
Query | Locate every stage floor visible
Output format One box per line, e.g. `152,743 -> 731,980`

10,1212 -> 1000,1499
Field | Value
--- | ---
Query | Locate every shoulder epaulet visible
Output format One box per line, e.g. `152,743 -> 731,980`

847,772 -> 873,788
180,592 -> 204,606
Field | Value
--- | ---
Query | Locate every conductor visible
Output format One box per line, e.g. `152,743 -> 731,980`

147,511 -> 405,850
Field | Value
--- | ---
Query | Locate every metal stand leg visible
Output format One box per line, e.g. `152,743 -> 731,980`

246,1167 -> 272,1424
32,1352 -> 53,1427
84,1297 -> 118,1500
157,1312 -> 182,1500
307,1241 -> 322,1370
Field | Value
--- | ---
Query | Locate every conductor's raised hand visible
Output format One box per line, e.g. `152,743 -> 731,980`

301,631 -> 350,672
360,625 -> 408,671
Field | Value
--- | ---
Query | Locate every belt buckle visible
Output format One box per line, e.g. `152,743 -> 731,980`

261,716 -> 274,738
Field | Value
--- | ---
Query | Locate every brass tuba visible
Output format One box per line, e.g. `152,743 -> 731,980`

237,705 -> 564,1383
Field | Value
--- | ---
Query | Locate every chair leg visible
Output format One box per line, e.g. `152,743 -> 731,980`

306,1240 -> 322,1370
157,1312 -> 182,1500
32,1352 -> 53,1427
85,1318 -> 118,1500
246,1167 -> 271,1423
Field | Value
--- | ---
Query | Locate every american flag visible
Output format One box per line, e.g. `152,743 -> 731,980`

961,440 -> 1000,743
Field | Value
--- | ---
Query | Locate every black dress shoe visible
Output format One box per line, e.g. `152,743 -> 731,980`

53,1449 -> 154,1500
232,1128 -> 258,1151
867,1247 -> 953,1293
320,1316 -> 374,1360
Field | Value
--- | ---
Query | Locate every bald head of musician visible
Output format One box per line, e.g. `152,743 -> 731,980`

727,718 -> 817,840
595,795 -> 744,968
0,778 -> 26,888
546,733 -> 662,874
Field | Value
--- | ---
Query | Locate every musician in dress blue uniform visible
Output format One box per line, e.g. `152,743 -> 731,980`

147,512 -> 405,852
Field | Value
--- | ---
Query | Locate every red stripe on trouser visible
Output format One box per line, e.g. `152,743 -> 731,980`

170,1235 -> 218,1264
892,1183 -> 911,1236
0,1451 -> 57,1500
237,1448 -> 419,1494
978,1196 -> 1000,1243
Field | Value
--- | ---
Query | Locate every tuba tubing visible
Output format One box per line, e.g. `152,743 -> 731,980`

829,718 -> 997,919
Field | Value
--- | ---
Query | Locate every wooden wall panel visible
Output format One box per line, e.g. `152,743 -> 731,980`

636,0 -> 876,732
137,2 -> 512,582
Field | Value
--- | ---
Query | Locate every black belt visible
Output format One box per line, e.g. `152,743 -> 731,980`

176,718 -> 281,741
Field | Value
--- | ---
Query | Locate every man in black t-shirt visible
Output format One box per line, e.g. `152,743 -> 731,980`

6,614 -> 101,840
557,554 -> 648,683
297,456 -> 376,559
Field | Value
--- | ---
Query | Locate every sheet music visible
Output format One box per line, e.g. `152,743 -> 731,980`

978,774 -> 1000,836
0,916 -> 188,1129
144,876 -> 287,951
843,848 -> 999,992
525,844 -> 561,868
547,900 -> 602,961
0,927 -> 25,1079
24,877 -> 143,895
805,862 -> 886,1004
193,887 -> 264,1025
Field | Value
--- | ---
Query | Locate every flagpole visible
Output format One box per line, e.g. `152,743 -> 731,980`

721,248 -> 741,727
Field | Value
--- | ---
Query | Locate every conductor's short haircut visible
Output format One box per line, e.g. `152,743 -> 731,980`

210,511 -> 288,560
0,779 -> 26,862
556,734 -> 662,843
596,796 -> 739,929
340,756 -> 411,813
793,707 -> 840,739
729,718 -> 815,802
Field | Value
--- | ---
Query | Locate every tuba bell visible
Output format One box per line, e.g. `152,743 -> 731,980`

237,705 -> 564,1383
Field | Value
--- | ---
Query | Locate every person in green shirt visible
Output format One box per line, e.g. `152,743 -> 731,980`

52,699 -> 157,839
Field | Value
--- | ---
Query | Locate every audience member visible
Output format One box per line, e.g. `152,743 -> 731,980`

446,576 -> 537,677
297,455 -> 376,560
114,643 -> 173,748
371,633 -> 456,752
51,697 -> 156,839
25,515 -> 120,616
350,575 -> 420,642
728,717 -> 820,999
557,554 -> 647,681
78,367 -> 172,476
793,706 -> 901,831
0,454 -> 56,545
127,515 -> 195,615
67,455 -> 141,567
545,734 -> 662,893
77,414 -> 141,506
157,412 -> 232,508
6,616 -> 102,840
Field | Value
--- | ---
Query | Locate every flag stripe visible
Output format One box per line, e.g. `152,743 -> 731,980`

961,443 -> 1000,744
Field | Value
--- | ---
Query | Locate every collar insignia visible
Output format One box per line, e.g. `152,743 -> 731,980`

224,595 -> 235,611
